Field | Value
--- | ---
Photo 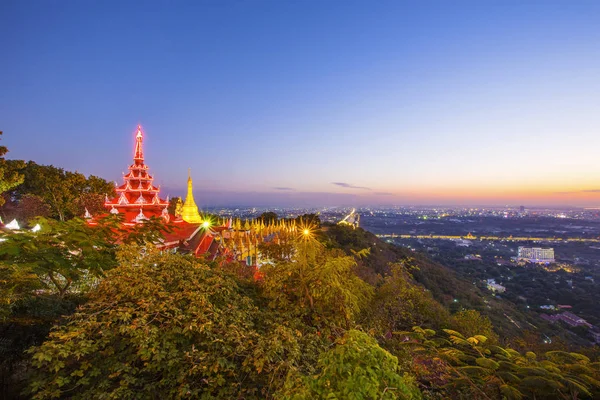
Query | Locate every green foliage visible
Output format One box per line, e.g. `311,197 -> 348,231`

8,193 -> 52,224
292,213 -> 321,228
121,215 -> 174,246
0,263 -> 42,320
0,293 -> 85,399
278,330 -> 421,399
6,206 -> 595,400
5,161 -> 115,221
0,131 -> 24,207
260,238 -> 373,331
366,263 -> 450,334
168,196 -> 181,215
0,217 -> 117,297
27,248 -> 266,399
259,211 -> 278,224
0,214 -> 176,398
451,309 -> 498,344
396,326 -> 600,399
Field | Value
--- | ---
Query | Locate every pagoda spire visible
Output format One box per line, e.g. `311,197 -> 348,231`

181,169 -> 203,224
103,124 -> 169,223
133,125 -> 144,163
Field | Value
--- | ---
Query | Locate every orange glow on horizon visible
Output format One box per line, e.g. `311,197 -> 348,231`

323,184 -> 600,207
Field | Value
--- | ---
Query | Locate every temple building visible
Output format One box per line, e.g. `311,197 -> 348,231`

181,170 -> 203,224
92,125 -> 230,259
103,125 -> 170,225
88,124 -> 301,269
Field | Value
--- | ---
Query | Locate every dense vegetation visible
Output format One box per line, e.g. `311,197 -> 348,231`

2,159 -> 115,223
1,136 -> 599,399
2,220 -> 598,399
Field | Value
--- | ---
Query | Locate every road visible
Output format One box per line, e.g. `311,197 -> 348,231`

376,233 -> 600,243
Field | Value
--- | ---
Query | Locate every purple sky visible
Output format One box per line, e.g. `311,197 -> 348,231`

2,1 -> 600,207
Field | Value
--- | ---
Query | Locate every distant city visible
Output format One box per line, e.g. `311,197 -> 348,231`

204,206 -> 600,222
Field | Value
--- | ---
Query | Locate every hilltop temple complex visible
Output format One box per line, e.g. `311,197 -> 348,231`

87,125 -> 302,266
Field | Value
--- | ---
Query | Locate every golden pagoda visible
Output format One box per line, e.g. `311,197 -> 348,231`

181,169 -> 203,224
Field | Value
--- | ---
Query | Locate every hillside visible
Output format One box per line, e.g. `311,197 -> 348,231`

1,221 -> 599,399
323,224 -> 594,348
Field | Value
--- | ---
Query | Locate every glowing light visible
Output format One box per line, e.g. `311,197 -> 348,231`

202,221 -> 211,228
5,219 -> 20,230
297,219 -> 318,243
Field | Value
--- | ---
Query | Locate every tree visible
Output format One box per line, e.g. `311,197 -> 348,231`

451,310 -> 497,343
278,330 -> 421,399
74,192 -> 105,217
0,217 -> 117,297
118,215 -> 175,246
167,196 -> 181,215
259,211 -> 278,224
0,132 -> 24,207
27,248 -> 268,399
6,161 -> 115,221
1,193 -> 51,224
260,236 -> 373,332
366,263 -> 450,334
294,213 -> 321,228
13,194 -> 51,223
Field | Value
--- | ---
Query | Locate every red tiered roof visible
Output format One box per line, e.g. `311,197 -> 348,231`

104,125 -> 170,224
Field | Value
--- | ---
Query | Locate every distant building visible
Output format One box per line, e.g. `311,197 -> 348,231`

541,311 -> 592,328
518,246 -> 555,263
590,329 -> 600,344
486,279 -> 506,293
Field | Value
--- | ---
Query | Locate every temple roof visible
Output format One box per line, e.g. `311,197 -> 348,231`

104,125 -> 169,221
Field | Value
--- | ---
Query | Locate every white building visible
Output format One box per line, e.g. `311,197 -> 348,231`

517,246 -> 555,263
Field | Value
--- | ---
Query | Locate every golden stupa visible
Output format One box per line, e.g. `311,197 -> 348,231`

181,169 -> 203,224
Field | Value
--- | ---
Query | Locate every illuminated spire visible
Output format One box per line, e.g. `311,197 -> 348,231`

181,169 -> 203,224
134,125 -> 144,162
103,124 -> 169,220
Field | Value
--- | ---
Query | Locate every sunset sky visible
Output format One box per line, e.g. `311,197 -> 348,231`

2,1 -> 600,207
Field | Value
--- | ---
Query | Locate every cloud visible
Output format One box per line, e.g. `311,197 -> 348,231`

555,189 -> 600,194
332,182 -> 371,190
375,192 -> 394,196
273,187 -> 295,191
